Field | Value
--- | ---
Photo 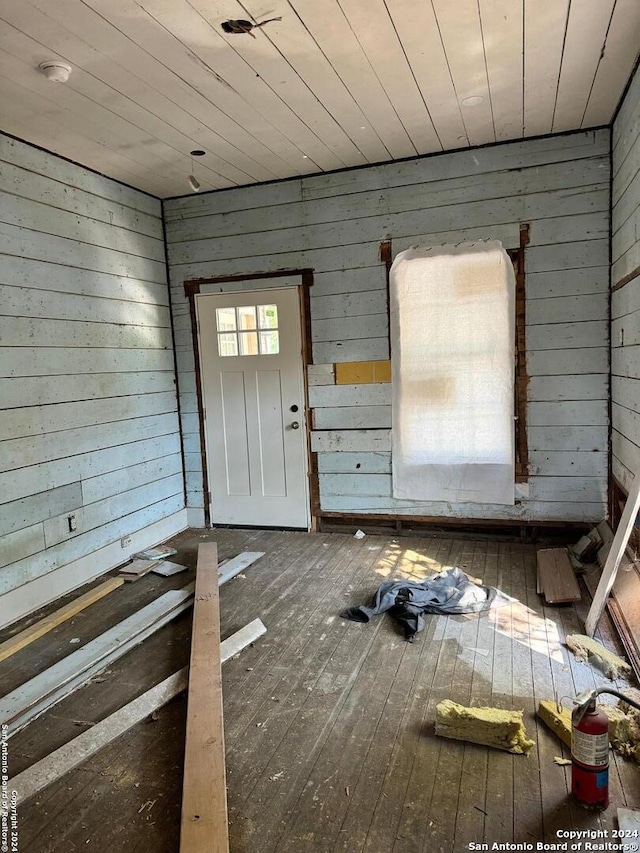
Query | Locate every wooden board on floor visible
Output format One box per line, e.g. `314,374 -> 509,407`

180,542 -> 229,853
537,548 -> 581,604
0,586 -> 194,735
11,618 -> 266,806
0,577 -> 124,664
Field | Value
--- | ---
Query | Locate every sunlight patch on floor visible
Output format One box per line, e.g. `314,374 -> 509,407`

374,547 -> 442,580
489,600 -> 564,663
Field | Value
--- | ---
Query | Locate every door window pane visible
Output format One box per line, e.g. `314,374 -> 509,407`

237,305 -> 257,331
259,330 -> 280,354
218,333 -> 238,357
258,304 -> 278,329
215,307 -> 236,332
238,331 -> 259,355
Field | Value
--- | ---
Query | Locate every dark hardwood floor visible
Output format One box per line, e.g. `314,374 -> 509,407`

2,528 -> 639,853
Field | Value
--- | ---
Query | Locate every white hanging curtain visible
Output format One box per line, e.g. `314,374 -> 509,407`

390,241 -> 516,506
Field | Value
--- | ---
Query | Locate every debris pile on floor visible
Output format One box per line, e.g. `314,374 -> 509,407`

435,699 -> 534,755
565,633 -> 632,679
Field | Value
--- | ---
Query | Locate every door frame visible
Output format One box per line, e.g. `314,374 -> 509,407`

183,269 -> 317,529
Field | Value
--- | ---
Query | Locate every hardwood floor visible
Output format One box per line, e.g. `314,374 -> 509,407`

3,528 -> 640,852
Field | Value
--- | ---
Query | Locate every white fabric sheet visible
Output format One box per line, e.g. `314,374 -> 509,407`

390,241 -> 515,505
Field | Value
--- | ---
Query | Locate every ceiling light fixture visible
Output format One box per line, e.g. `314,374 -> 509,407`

39,61 -> 72,83
187,149 -> 205,193
461,95 -> 484,107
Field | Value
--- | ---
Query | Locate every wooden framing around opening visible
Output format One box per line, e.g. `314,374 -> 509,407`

183,269 -> 314,529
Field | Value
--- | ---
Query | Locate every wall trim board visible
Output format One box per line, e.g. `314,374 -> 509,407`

0,508 -> 188,631
184,268 -> 314,294
317,512 -> 591,533
612,265 -> 640,292
182,269 -> 314,528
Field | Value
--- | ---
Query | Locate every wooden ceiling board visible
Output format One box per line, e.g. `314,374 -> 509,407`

0,0 -> 275,189
478,0 -> 524,141
0,35 -> 202,195
82,0 -> 318,172
0,0 -> 635,196
20,0 -> 299,181
334,0 -> 441,155
384,0 -> 468,150
0,63 -> 178,197
552,0 -> 616,133
523,0 -> 570,137
288,0 -> 418,160
431,0 -> 497,147
0,20 -> 251,193
0,85 -> 165,196
128,0 -> 345,172
582,0 -> 640,128
186,0 -> 371,167
235,0 -> 392,163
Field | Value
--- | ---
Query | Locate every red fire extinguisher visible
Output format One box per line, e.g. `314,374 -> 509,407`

571,693 -> 610,809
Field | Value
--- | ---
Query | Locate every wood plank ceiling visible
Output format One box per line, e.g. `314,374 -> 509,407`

0,0 -> 638,198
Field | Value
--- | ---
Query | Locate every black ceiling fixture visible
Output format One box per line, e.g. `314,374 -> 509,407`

220,17 -> 281,38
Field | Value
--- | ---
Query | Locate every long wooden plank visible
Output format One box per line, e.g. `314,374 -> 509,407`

0,578 -> 124,664
10,618 -> 266,806
586,475 -> 640,636
180,542 -> 229,853
537,548 -> 581,604
0,586 -> 194,736
217,552 -> 264,587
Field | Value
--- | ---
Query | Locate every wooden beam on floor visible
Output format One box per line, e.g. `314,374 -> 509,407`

0,578 -> 124,664
217,551 -> 264,586
10,618 -> 266,806
180,542 -> 229,853
586,475 -> 640,636
1,586 -> 195,736
536,548 -> 581,604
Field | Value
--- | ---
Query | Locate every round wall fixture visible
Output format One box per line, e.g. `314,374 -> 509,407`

190,149 -> 206,157
39,61 -> 73,83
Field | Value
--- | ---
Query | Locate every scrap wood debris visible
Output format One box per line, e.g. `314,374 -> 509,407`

435,700 -> 534,755
565,634 -> 632,679
221,17 -> 281,37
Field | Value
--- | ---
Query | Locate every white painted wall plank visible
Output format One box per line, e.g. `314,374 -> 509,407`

0,372 -> 176,410
528,375 -> 608,402
317,452 -> 392,474
314,406 -> 392,430
0,434 -> 182,506
309,384 -> 392,409
0,483 -> 82,537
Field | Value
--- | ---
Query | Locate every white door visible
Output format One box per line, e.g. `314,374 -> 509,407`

196,286 -> 310,528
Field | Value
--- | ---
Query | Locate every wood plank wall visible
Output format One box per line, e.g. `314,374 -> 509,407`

0,134 -> 187,628
612,65 -> 640,494
164,129 -> 611,525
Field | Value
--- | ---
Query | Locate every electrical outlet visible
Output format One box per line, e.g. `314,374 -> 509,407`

67,513 -> 77,532
121,535 -> 132,549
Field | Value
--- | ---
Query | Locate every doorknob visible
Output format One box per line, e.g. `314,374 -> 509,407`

291,421 -> 300,429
